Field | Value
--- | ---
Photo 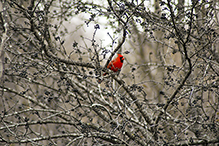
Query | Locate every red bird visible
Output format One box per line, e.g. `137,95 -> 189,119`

105,54 -> 124,74
99,54 -> 124,83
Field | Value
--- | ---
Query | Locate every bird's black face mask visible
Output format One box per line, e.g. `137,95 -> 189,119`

120,57 -> 124,63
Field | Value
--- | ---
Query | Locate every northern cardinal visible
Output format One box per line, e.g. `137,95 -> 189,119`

98,54 -> 124,83
105,54 -> 124,74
